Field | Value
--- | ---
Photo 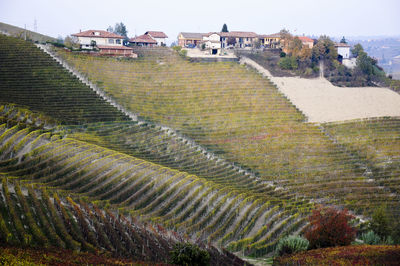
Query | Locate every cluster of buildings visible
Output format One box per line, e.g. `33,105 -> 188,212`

71,29 -> 352,67
71,29 -> 168,57
177,31 -> 315,55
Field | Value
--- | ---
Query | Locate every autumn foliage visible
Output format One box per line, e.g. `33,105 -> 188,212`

305,206 -> 356,249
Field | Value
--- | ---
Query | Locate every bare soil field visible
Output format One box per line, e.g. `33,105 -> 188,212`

242,57 -> 400,123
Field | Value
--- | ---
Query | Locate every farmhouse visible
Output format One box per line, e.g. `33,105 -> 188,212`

129,34 -> 157,47
258,33 -> 282,48
72,30 -> 125,49
178,32 -> 204,47
72,29 -> 136,57
145,31 -> 168,46
297,36 -> 314,48
220,31 -> 258,48
202,32 -> 222,54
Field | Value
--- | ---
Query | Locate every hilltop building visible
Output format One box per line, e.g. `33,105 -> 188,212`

145,31 -> 168,46
202,32 -> 222,54
178,32 -> 205,47
258,33 -> 282,48
297,36 -> 314,49
72,29 -> 136,57
220,31 -> 258,48
335,42 -> 351,59
129,34 -> 157,47
335,42 -> 356,69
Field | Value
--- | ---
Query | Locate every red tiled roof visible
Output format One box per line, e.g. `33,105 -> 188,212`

220,31 -> 258,38
129,34 -> 157,44
297,36 -> 314,43
72,30 -> 124,39
97,45 -> 133,50
145,31 -> 168,38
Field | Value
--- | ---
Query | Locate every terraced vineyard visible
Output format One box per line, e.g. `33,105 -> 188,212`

0,35 -> 128,124
57,46 -> 400,220
0,105 -> 310,257
1,33 -> 400,261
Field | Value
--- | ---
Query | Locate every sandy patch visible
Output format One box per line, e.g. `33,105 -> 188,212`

241,57 -> 400,123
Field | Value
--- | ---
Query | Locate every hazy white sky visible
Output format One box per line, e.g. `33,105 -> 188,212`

1,0 -> 399,44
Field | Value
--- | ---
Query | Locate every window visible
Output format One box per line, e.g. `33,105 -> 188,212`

108,39 -> 114,44
116,39 -> 121,44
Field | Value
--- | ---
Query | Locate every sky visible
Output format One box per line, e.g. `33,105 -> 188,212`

1,0 -> 399,45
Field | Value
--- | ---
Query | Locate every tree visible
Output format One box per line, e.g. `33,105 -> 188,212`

351,43 -> 364,58
340,36 -> 347,44
106,25 -> 113,32
305,206 -> 356,249
170,243 -> 210,266
311,35 -> 338,62
369,206 -> 391,239
113,22 -> 128,38
278,56 -> 298,70
64,35 -> 80,50
227,36 -> 236,46
221,23 -> 228,33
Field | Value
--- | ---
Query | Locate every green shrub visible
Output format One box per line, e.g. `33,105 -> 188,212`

278,56 -> 298,70
275,235 -> 309,256
361,231 -> 394,245
170,243 -> 210,266
361,231 -> 381,245
179,49 -> 187,57
172,46 -> 182,52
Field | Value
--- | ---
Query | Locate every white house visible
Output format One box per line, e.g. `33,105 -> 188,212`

72,30 -> 125,49
71,30 -> 136,57
145,31 -> 168,46
202,33 -> 222,55
335,42 -> 351,60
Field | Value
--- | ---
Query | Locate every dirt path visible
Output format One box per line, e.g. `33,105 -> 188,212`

241,57 -> 400,123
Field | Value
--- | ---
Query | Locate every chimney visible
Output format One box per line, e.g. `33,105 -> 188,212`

79,29 -> 81,33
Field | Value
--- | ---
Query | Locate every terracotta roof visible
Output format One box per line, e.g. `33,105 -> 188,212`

129,34 -> 157,44
72,30 -> 124,39
220,31 -> 258,38
179,32 -> 205,39
145,31 -> 168,38
335,42 -> 351,47
97,45 -> 133,50
297,36 -> 314,43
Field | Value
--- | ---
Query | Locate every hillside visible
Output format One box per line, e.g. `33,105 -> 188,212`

0,34 -> 400,261
0,22 -> 56,43
56,46 -> 400,222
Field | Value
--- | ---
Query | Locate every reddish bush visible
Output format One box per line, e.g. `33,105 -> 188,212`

305,205 -> 356,249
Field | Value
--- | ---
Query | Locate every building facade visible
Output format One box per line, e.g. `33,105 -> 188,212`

178,32 -> 204,47
145,31 -> 168,46
71,30 -> 136,57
